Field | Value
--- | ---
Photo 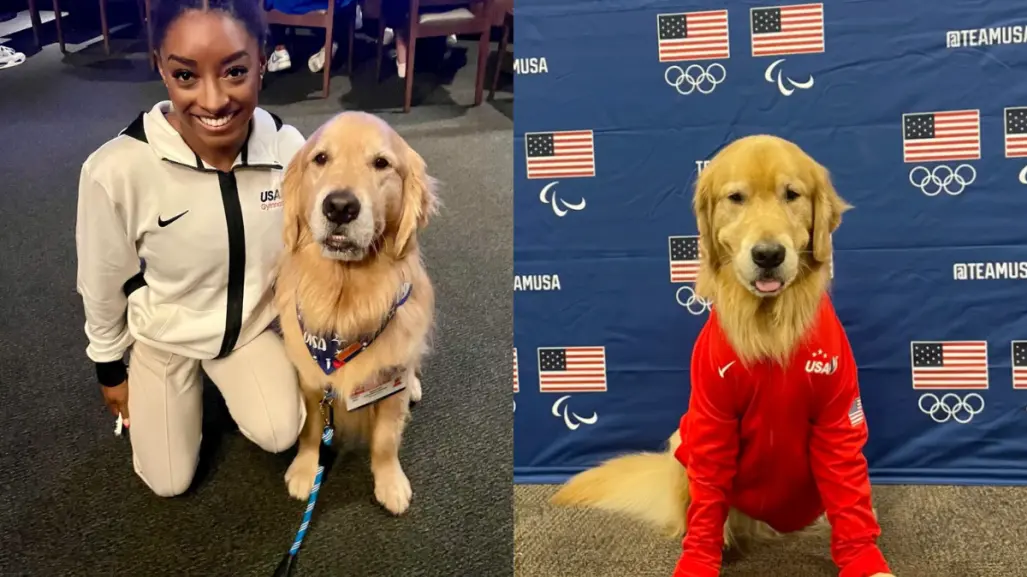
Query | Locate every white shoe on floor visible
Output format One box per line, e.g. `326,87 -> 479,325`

446,34 -> 457,47
0,45 -> 26,70
266,47 -> 291,72
308,42 -> 338,73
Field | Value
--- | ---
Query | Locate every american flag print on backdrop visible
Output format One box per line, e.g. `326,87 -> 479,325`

524,131 -> 595,179
669,235 -> 700,283
902,110 -> 981,163
848,397 -> 864,427
910,341 -> 989,390
1004,107 -> 1027,158
513,348 -> 519,393
1011,341 -> 1027,389
537,346 -> 608,393
656,10 -> 730,63
750,3 -> 824,57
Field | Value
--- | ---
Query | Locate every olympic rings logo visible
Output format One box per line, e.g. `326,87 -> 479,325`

908,164 -> 976,196
675,285 -> 712,315
664,63 -> 726,96
918,392 -> 984,424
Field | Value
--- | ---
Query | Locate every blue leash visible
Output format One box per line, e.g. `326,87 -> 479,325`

274,285 -> 409,575
274,406 -> 336,576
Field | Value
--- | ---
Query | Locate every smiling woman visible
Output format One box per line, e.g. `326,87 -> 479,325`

74,0 -> 310,498
151,0 -> 270,171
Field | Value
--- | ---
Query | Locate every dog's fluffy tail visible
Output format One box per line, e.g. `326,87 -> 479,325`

549,433 -> 795,550
550,446 -> 689,538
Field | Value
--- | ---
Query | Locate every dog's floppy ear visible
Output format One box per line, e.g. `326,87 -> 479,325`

392,143 -> 440,258
281,142 -> 310,254
693,166 -> 719,270
810,163 -> 852,264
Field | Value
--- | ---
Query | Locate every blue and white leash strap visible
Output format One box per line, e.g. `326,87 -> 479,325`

274,386 -> 336,576
274,465 -> 326,577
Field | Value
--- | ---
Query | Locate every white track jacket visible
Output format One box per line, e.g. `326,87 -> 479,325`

75,102 -> 305,385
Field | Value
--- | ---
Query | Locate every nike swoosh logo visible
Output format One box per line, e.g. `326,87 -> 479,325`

157,210 -> 189,228
718,361 -> 735,378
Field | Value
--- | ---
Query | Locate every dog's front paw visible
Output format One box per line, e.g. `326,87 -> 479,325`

285,451 -> 320,500
374,464 -> 412,515
408,375 -> 422,403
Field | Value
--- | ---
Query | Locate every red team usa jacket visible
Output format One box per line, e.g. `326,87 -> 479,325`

672,296 -> 890,577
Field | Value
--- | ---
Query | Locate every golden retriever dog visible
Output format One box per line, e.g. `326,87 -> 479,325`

274,111 -> 438,515
551,135 -> 894,576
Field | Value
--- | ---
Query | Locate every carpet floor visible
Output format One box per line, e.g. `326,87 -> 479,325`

516,483 -> 1027,577
0,14 -> 513,577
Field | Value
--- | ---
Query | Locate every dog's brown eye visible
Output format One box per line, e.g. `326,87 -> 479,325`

373,157 -> 390,170
785,188 -> 800,201
727,192 -> 744,204
313,152 -> 329,166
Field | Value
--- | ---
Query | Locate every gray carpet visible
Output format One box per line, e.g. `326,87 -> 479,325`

516,483 -> 1027,577
0,14 -> 513,577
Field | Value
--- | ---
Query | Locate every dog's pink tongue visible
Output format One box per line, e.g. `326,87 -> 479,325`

755,279 -> 782,293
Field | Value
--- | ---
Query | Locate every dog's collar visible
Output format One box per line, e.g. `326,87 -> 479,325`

297,282 -> 412,376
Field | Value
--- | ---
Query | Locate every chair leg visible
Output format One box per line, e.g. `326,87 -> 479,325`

99,0 -> 111,55
375,18 -> 385,83
346,8 -> 355,76
489,19 -> 510,101
146,0 -> 156,71
403,36 -> 416,113
322,23 -> 334,98
27,0 -> 41,47
51,0 -> 66,53
473,30 -> 489,107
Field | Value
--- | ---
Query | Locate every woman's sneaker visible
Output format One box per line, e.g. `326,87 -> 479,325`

308,42 -> 338,73
266,47 -> 291,72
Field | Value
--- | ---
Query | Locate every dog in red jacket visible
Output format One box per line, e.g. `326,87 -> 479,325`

552,135 -> 894,577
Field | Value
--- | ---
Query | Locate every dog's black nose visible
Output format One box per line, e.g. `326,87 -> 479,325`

322,190 -> 360,225
751,242 -> 786,269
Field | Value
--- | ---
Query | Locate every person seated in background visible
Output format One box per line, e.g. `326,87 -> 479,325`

380,0 -> 457,79
262,0 -> 457,78
263,0 -> 358,73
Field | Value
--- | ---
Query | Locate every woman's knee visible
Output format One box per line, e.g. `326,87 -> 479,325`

133,452 -> 198,497
240,389 -> 305,453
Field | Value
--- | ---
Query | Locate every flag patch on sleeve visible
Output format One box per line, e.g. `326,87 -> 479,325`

848,397 -> 865,427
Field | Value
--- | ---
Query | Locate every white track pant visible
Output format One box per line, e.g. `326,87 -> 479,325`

126,329 -> 305,497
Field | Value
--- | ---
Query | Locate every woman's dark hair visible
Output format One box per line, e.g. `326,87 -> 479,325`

152,0 -> 267,52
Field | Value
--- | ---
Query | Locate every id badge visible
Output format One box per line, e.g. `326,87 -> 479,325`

345,373 -> 407,411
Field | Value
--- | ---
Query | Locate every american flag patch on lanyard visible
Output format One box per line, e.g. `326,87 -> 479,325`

848,397 -> 865,427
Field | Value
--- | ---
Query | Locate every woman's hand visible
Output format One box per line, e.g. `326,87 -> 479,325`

101,381 -> 130,428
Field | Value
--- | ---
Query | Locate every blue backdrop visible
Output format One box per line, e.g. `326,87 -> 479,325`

512,0 -> 1027,485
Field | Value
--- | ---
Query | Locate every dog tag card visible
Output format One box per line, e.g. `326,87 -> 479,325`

345,371 -> 407,411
